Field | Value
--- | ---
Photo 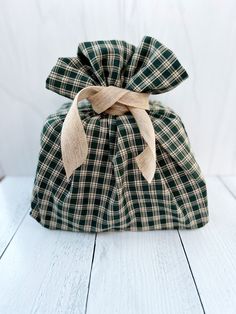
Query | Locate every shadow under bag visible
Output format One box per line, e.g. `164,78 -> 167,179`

29,36 -> 209,232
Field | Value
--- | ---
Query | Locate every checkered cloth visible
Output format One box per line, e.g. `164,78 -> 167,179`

30,36 -> 208,232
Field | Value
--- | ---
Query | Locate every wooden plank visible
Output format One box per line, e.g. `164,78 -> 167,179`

179,177 -> 236,314
0,176 -> 33,257
86,231 -> 204,314
0,214 -> 96,314
220,176 -> 236,198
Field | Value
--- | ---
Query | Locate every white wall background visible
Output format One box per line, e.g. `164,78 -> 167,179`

0,0 -> 235,177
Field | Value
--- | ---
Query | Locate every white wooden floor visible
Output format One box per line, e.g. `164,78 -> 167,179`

0,176 -> 236,314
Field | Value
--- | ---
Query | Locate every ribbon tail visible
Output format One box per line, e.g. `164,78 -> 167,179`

129,107 -> 156,183
61,97 -> 88,180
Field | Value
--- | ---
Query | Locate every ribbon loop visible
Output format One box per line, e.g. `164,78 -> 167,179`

61,86 -> 156,183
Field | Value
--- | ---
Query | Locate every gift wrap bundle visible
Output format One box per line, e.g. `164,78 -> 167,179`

29,36 -> 209,232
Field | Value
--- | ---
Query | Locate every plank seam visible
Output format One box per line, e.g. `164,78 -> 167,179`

0,209 -> 29,260
217,175 -> 236,199
84,233 -> 97,314
177,230 -> 206,314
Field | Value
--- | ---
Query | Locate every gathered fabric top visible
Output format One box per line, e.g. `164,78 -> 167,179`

46,35 -> 188,99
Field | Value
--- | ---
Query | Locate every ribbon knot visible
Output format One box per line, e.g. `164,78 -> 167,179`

61,85 -> 156,183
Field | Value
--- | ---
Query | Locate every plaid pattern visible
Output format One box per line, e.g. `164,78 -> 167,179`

46,36 -> 188,99
30,36 -> 208,232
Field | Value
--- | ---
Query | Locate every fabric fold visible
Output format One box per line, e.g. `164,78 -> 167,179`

46,36 -> 188,100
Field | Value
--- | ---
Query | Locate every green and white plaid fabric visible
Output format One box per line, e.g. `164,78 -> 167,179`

30,36 -> 208,232
46,36 -> 188,99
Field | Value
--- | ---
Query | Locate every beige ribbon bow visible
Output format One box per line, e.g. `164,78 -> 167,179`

61,85 -> 156,183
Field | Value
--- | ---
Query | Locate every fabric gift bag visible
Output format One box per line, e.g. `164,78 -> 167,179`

29,36 -> 209,232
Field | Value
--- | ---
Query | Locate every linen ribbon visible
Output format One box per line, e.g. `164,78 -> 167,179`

61,85 -> 156,183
